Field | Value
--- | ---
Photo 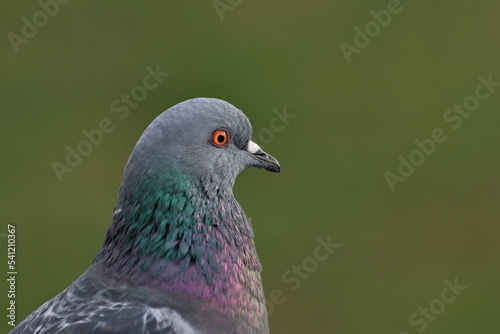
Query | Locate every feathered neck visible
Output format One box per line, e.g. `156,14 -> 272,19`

93,169 -> 268,330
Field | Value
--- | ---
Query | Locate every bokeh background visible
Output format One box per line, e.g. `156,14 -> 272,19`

2,1 -> 499,333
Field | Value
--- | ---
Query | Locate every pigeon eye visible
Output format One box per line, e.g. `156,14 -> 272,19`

211,129 -> 229,147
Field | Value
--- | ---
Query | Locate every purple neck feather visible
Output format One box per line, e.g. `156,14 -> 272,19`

93,172 -> 268,329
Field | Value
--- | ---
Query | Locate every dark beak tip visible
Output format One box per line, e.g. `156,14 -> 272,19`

254,152 -> 281,173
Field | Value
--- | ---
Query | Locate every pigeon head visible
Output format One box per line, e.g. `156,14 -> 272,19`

124,98 -> 280,188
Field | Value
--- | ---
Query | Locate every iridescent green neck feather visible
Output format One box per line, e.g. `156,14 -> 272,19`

94,169 -> 267,331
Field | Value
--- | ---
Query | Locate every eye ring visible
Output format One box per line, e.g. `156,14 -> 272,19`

211,129 -> 229,147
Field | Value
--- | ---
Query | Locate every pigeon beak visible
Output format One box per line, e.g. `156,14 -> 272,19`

247,141 -> 281,173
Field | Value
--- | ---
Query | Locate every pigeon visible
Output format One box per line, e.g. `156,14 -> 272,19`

11,98 -> 280,334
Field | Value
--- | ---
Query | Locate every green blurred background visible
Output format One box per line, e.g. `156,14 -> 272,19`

2,1 -> 499,333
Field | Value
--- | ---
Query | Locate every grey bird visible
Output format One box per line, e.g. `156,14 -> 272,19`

10,98 -> 280,334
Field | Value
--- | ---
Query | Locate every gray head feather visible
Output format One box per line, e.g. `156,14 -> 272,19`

124,97 -> 280,187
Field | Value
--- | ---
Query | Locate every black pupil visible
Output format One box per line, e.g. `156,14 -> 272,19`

217,134 -> 225,143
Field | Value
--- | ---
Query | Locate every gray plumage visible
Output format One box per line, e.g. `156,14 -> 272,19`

11,98 -> 280,334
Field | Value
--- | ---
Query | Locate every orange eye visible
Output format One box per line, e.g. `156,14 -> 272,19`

211,129 -> 229,146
